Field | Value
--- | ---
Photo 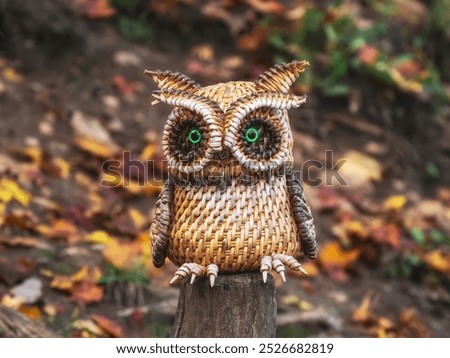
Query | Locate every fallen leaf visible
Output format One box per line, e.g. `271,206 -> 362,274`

0,178 -> 31,206
383,195 -> 407,211
74,0 -> 116,19
316,187 -> 344,211
370,223 -> 401,249
91,314 -> 123,337
49,219 -> 78,240
103,240 -> 137,269
72,319 -> 104,336
0,236 -> 53,250
352,291 -> 378,324
319,241 -> 360,269
50,157 -> 71,179
10,277 -> 43,304
74,136 -> 118,159
71,282 -> 104,303
424,250 -> 450,273
18,306 -> 41,320
339,150 -> 382,188
357,45 -> 379,65
2,67 -> 24,83
238,26 -> 268,51
0,294 -> 24,309
113,75 -> 136,96
129,208 -> 146,230
282,295 -> 313,311
85,230 -> 115,245
191,43 -> 215,61
397,308 -> 431,338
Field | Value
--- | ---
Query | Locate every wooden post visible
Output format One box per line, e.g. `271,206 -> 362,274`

171,272 -> 277,338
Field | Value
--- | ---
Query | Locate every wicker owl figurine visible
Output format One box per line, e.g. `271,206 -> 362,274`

146,60 -> 317,287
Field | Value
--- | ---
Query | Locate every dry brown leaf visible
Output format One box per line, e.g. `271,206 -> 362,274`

191,43 -> 215,62
424,250 -> 450,273
397,308 -> 431,337
2,67 -> 24,83
91,314 -> 123,337
282,295 -> 313,311
50,157 -> 71,179
49,219 -> 78,240
319,241 -> 360,269
238,27 -> 268,51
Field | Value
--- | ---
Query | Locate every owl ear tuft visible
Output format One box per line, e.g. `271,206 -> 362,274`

144,70 -> 201,93
254,60 -> 309,93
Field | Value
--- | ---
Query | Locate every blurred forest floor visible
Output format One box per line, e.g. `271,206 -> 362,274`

0,0 -> 449,338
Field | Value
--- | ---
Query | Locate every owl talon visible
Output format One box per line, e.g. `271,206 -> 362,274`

207,264 -> 219,287
260,256 -> 272,283
170,263 -> 206,285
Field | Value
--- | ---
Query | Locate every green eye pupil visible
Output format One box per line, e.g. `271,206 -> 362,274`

188,128 -> 202,144
245,127 -> 259,143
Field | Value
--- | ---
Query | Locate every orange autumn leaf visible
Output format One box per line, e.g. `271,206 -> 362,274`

319,241 -> 360,269
50,266 -> 102,292
74,0 -> 116,19
357,45 -> 379,65
91,314 -> 123,338
370,223 -> 401,249
18,306 -> 41,320
352,291 -> 378,324
71,282 -> 104,303
49,219 -> 78,240
424,250 -> 450,273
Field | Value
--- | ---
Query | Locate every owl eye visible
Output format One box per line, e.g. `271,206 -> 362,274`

240,118 -> 281,161
188,128 -> 202,144
245,127 -> 259,143
168,118 -> 207,163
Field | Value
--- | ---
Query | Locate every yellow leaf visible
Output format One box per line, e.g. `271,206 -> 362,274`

74,136 -> 117,159
383,195 -> 407,211
140,144 -> 155,161
23,146 -> 43,164
282,295 -> 313,310
72,319 -> 104,336
129,208 -> 146,229
344,220 -> 367,238
319,241 -> 360,269
103,240 -> 136,269
353,292 -> 378,324
0,178 -> 31,206
85,230 -> 114,245
1,294 -> 24,309
3,67 -> 24,83
51,157 -> 71,179
424,250 -> 450,273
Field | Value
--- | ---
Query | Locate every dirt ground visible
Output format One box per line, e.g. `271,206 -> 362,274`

0,1 -> 449,338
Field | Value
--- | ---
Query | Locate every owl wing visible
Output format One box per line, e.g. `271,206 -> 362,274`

286,170 -> 318,259
150,180 -> 173,267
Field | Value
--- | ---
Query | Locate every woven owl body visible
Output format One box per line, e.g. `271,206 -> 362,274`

147,61 -> 318,285
170,176 -> 300,272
